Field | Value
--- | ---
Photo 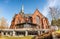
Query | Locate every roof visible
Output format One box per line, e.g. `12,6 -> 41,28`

24,14 -> 32,17
15,23 -> 37,26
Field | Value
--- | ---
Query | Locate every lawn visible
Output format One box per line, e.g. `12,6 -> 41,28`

53,30 -> 60,38
55,30 -> 60,33
0,36 -> 34,39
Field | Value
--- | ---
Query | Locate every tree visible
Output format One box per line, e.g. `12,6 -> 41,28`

51,19 -> 60,26
57,19 -> 60,26
49,7 -> 60,26
51,19 -> 57,26
0,17 -> 9,29
49,7 -> 60,20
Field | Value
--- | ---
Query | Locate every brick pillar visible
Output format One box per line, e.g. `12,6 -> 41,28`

1,32 -> 4,36
13,31 -> 15,36
25,30 -> 28,36
10,32 -> 13,36
38,30 -> 40,35
40,30 -> 43,34
6,32 -> 8,36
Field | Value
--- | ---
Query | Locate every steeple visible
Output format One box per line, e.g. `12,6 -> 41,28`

20,5 -> 24,13
22,5 -> 24,13
19,5 -> 24,15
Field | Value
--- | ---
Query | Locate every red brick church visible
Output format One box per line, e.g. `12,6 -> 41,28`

10,6 -> 49,29
0,6 -> 50,36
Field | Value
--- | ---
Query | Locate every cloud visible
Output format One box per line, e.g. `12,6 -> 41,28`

41,0 -> 60,24
42,0 -> 60,17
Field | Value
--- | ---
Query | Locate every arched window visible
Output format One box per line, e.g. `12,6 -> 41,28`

17,18 -> 20,24
28,16 -> 32,23
36,16 -> 40,24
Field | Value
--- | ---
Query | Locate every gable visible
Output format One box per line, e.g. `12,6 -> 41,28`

32,9 -> 44,18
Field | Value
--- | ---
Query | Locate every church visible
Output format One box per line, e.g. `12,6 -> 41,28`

10,5 -> 49,29
0,6 -> 50,36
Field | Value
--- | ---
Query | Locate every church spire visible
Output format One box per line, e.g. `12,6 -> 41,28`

22,5 -> 24,13
19,5 -> 24,15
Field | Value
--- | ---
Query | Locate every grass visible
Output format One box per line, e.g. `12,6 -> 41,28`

55,30 -> 60,33
0,36 -> 34,39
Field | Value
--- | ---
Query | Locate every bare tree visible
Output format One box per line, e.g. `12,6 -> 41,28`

49,7 -> 60,20
49,7 -> 60,26
0,17 -> 9,29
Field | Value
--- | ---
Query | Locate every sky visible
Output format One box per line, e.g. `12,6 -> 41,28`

0,0 -> 60,26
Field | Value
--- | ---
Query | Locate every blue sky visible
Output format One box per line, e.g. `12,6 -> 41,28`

0,0 -> 60,26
